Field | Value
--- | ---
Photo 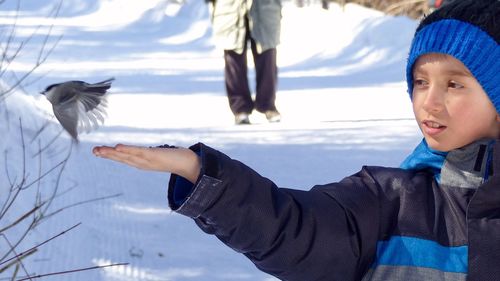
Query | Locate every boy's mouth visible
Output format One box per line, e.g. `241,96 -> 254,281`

422,120 -> 446,135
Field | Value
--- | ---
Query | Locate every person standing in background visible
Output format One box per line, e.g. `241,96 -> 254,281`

206,0 -> 282,125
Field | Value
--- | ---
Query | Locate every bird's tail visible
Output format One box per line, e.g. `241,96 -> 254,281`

86,77 -> 115,94
94,77 -> 115,85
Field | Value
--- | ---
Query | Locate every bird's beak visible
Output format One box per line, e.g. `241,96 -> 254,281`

39,91 -> 46,95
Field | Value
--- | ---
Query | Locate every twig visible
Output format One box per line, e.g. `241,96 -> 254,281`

10,263 -> 20,281
36,0 -> 63,64
0,249 -> 36,274
0,0 -> 20,78
32,130 -> 64,157
14,263 -> 129,281
30,121 -> 51,144
38,142 -> 72,215
0,223 -> 81,268
21,158 -> 66,190
0,0 -> 63,100
0,205 -> 42,234
19,118 -> 27,189
40,193 -> 123,221
0,219 -> 36,270
0,234 -> 36,280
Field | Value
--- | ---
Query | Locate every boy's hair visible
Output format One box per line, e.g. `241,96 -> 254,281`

406,0 -> 500,113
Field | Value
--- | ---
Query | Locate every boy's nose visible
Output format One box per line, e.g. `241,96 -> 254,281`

422,85 -> 445,113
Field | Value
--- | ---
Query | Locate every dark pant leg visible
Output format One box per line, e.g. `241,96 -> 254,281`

250,38 -> 278,113
224,48 -> 254,115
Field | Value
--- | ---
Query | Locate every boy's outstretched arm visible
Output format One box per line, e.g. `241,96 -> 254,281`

93,142 -> 378,281
92,144 -> 201,183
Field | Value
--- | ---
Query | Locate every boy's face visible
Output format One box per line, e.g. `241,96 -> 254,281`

412,53 -> 500,152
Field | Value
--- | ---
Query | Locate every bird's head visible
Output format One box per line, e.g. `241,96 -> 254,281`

40,84 -> 58,95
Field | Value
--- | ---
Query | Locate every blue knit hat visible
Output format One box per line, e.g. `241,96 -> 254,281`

406,0 -> 500,112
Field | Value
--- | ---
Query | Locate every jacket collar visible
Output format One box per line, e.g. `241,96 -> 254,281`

401,139 -> 495,188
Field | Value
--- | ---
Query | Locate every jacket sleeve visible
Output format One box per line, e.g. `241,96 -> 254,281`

167,143 -> 381,281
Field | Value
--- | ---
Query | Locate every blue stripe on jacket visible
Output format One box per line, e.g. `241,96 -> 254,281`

373,236 -> 468,273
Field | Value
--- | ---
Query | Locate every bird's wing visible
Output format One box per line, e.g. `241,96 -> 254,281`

77,88 -> 107,112
52,93 -> 108,140
53,101 -> 79,140
75,93 -> 108,134
73,77 -> 114,112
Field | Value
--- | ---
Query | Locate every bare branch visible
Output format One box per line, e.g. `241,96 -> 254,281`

0,205 -> 42,234
0,0 -> 20,76
38,142 -> 72,215
29,120 -> 52,144
0,3 -> 123,281
0,249 -> 35,274
31,129 -> 64,157
0,219 -> 37,270
10,263 -> 20,281
0,181 -> 23,223
14,263 -> 130,281
2,146 -> 16,188
20,118 -> 27,189
0,234 -> 36,280
21,157 -> 66,190
0,223 -> 81,268
0,0 -> 63,100
37,0 -> 63,64
40,193 -> 123,222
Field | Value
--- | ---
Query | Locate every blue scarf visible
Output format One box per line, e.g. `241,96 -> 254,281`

400,139 -> 448,182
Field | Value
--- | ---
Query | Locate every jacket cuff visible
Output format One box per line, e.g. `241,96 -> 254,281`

167,143 -> 224,218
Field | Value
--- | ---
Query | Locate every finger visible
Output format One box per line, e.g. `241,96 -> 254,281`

114,144 -> 150,156
114,145 -> 169,169
93,144 -> 143,158
92,146 -> 116,157
94,145 -> 160,170
99,148 -> 153,169
95,147 -> 131,161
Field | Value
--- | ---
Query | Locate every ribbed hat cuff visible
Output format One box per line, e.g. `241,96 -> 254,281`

406,19 -> 500,113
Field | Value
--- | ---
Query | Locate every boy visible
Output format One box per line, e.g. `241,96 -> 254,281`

93,0 -> 500,280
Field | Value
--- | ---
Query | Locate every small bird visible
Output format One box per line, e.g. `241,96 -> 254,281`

41,78 -> 115,141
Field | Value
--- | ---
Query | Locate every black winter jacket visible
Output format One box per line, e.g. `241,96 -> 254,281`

168,141 -> 500,281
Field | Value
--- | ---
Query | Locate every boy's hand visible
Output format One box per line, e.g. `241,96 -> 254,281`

92,144 -> 201,183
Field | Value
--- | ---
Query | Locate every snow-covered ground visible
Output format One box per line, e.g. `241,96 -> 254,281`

0,0 -> 421,280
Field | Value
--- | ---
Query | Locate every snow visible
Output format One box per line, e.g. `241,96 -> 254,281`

0,0 -> 421,280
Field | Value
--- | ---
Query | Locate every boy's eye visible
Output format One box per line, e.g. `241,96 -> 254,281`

413,79 -> 428,88
448,81 -> 464,89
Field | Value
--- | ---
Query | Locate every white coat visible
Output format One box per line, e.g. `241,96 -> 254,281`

209,0 -> 282,54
